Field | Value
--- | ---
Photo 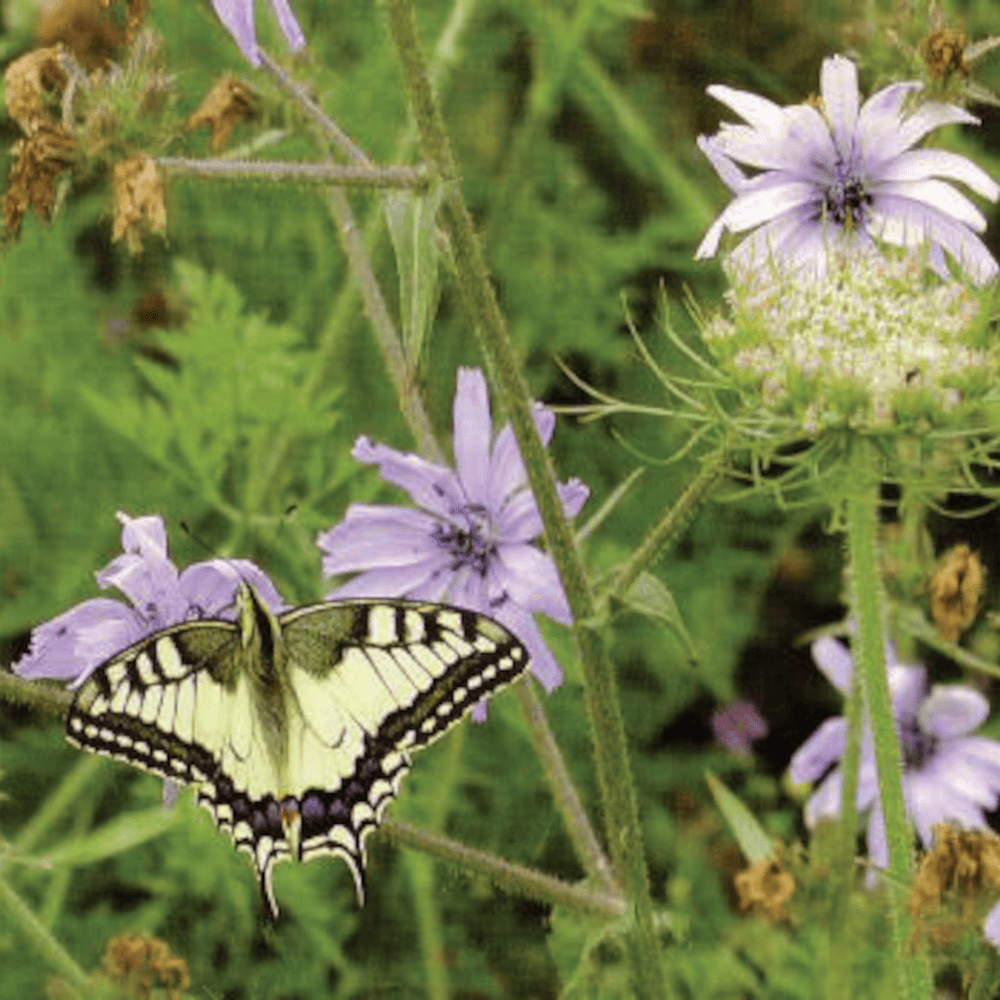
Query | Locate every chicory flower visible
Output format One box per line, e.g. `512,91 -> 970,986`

317,367 -> 589,711
696,55 -> 999,284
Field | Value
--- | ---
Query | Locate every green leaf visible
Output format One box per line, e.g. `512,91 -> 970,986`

40,805 -> 178,868
383,182 -> 448,370
620,570 -> 698,663
704,770 -> 774,864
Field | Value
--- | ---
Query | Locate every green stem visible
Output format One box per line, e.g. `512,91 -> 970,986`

380,3 -> 665,994
516,681 -> 618,895
844,441 -> 931,1000
0,878 -> 90,990
827,647 -> 863,1000
610,444 -> 727,602
154,157 -> 433,189
383,819 -> 625,917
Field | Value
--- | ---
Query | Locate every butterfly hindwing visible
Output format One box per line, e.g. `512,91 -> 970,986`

64,589 -> 530,917
276,601 -> 529,903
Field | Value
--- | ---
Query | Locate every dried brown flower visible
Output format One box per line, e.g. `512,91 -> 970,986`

5,47 -> 68,136
922,27 -> 969,81
909,824 -> 1000,919
102,933 -> 190,999
4,124 -> 75,233
929,543 -> 984,642
37,0 -> 123,70
112,155 -> 166,253
734,857 -> 795,924
188,75 -> 256,153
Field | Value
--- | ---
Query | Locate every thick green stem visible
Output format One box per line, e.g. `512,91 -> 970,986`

380,4 -> 665,994
844,442 -> 931,1000
827,653 -> 862,1000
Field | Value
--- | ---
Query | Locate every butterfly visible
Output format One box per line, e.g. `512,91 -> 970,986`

65,583 -> 529,916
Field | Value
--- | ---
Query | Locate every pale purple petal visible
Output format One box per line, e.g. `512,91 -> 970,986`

804,767 -> 843,826
489,602 -> 563,694
821,55 -> 860,159
492,544 -> 572,624
487,403 -> 555,506
317,504 -> 442,575
890,665 -> 927,722
984,902 -> 1000,950
879,178 -> 989,232
810,636 -> 854,693
351,436 -> 459,518
918,685 -> 990,739
877,149 -> 1000,200
116,511 -> 169,561
866,806 -> 890,869
453,367 -> 492,506
211,0 -> 260,65
14,599 -> 142,681
789,716 -> 847,783
178,559 -> 288,618
324,558 -> 449,602
269,0 -> 306,50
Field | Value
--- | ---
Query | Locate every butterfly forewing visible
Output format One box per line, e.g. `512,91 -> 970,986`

64,591 -> 530,917
65,622 -> 242,785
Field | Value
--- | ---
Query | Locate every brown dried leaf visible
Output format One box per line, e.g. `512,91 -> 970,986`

909,824 -> 1000,921
5,47 -> 68,136
734,858 -> 795,923
112,155 -> 166,254
929,543 -> 985,642
188,74 -> 256,153
37,0 -> 123,71
4,123 -> 75,234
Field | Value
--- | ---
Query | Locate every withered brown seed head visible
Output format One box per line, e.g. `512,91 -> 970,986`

112,155 -> 166,254
5,47 -> 68,136
102,934 -> 190,1000
37,0 -> 123,71
929,543 -> 984,642
188,75 -> 257,154
922,28 -> 969,80
734,858 -> 796,923
4,124 -> 75,234
909,824 -> 1000,920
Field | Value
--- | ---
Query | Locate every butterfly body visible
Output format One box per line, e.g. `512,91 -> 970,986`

65,584 -> 529,916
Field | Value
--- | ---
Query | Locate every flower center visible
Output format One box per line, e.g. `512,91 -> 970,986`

433,503 -> 497,577
822,170 -> 872,227
899,717 -> 937,771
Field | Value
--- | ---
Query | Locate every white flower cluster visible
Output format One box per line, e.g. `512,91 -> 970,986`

704,249 -> 993,432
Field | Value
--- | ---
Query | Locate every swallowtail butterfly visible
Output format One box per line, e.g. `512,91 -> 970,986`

65,583 -> 529,916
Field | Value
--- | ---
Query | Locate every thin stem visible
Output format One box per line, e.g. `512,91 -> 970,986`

844,441 -> 932,1000
258,49 -> 372,165
516,681 -> 618,895
382,819 -> 626,917
154,157 -> 433,189
610,442 -> 727,602
256,49 -> 443,464
380,2 -> 665,994
0,878 -> 90,990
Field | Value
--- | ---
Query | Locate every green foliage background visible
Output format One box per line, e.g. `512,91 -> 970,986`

3,0 -> 1000,997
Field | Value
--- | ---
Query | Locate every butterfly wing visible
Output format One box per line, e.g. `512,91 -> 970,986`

275,600 -> 530,905
65,617 -> 289,910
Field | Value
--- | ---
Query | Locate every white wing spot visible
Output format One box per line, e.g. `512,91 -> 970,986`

135,650 -> 159,687
155,637 -> 187,680
367,605 -> 397,645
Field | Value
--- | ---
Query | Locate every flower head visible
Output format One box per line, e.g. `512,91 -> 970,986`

211,0 -> 306,67
789,636 -> 1000,873
696,55 -> 999,284
712,698 -> 768,756
703,247 -> 993,432
14,512 -> 286,686
317,367 -> 589,711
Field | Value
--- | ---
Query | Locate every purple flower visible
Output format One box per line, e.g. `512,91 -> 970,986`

210,0 -> 306,67
789,636 -> 1000,873
317,367 -> 589,712
14,512 -> 286,686
712,698 -> 768,756
696,55 -> 1000,284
